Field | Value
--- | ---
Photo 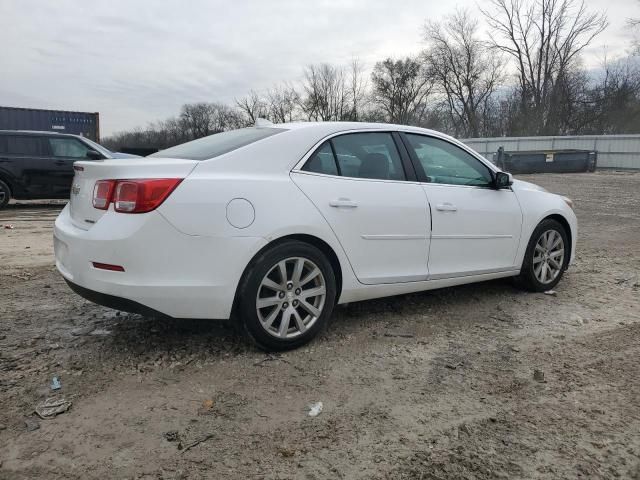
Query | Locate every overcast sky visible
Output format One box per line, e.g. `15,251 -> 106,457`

1,0 -> 638,136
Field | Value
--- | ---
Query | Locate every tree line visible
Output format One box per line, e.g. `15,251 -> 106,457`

103,0 -> 640,152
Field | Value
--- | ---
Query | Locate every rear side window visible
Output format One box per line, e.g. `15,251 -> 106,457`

5,136 -> 48,156
302,132 -> 406,181
49,138 -> 93,158
302,141 -> 338,176
149,127 -> 285,160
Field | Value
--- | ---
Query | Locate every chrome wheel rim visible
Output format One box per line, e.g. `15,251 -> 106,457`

533,229 -> 565,284
256,257 -> 326,339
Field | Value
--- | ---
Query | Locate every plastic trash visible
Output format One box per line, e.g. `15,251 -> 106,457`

35,397 -> 72,419
50,376 -> 61,390
3,224 -> 14,230
308,401 -> 323,417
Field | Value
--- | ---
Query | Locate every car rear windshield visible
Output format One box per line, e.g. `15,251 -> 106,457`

149,127 -> 286,160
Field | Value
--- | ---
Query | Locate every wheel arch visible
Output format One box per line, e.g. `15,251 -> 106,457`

541,213 -> 573,267
232,233 -> 344,317
0,171 -> 14,196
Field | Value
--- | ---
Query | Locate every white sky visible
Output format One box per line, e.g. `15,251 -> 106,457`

1,0 -> 638,136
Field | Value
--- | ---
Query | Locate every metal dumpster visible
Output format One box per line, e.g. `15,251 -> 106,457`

493,148 -> 597,174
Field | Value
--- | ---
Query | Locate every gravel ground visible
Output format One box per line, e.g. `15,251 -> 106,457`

0,172 -> 639,479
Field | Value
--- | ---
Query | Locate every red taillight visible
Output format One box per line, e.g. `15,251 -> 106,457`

93,180 -> 116,210
92,178 -> 182,213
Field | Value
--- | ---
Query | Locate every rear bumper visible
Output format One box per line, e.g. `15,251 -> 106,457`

54,205 -> 266,319
64,279 -> 170,318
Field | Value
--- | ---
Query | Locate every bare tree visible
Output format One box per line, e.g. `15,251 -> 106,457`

424,9 -> 504,137
301,63 -> 350,121
481,0 -> 607,134
235,90 -> 268,125
180,102 -> 244,138
347,58 -> 369,121
371,57 -> 433,125
267,84 -> 300,123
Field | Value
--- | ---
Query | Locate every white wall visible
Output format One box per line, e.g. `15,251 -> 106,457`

460,135 -> 640,169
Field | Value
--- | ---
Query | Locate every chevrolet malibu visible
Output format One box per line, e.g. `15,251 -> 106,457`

54,122 -> 577,350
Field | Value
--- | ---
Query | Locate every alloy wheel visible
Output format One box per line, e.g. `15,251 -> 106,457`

533,229 -> 565,284
256,257 -> 327,339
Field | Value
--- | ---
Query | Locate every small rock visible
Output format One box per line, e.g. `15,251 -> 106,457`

24,418 -> 40,432
164,430 -> 180,442
568,313 -> 584,326
533,369 -> 545,382
308,402 -> 323,417
0,424 -> 6,431
71,325 -> 95,336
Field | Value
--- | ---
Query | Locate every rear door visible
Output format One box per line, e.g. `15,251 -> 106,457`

291,131 -> 430,285
401,132 -> 522,279
4,135 -> 54,197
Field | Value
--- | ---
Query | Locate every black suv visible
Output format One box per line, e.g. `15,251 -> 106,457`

0,130 -> 134,209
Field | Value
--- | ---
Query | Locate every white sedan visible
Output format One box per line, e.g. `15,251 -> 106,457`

54,122 -> 577,350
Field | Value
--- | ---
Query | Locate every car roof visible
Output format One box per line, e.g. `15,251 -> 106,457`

0,129 -> 81,138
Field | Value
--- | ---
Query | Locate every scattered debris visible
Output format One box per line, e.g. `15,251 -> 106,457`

35,397 -> 72,419
90,328 -> 111,336
308,401 -> 323,417
533,369 -> 546,383
24,418 -> 40,432
198,399 -> 215,415
383,332 -> 414,338
164,430 -> 180,442
180,433 -> 215,454
3,224 -> 14,230
445,361 -> 464,370
568,313 -> 584,326
71,325 -> 95,336
544,290 -> 557,296
278,446 -> 296,457
50,376 -> 61,390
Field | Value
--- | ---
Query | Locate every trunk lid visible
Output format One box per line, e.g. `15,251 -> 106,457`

69,157 -> 198,230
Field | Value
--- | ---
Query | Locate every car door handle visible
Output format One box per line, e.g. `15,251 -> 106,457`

436,202 -> 457,212
329,198 -> 358,208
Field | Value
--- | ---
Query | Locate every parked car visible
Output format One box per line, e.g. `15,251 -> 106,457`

54,122 -> 577,350
0,130 -> 138,208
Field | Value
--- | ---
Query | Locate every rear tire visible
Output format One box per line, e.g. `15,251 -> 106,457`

516,218 -> 569,292
0,180 -> 10,209
237,241 -> 337,351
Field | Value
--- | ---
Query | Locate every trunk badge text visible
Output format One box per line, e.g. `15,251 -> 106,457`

71,184 -> 81,195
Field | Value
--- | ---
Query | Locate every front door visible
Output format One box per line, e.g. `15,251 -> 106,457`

401,133 -> 522,278
291,131 -> 431,284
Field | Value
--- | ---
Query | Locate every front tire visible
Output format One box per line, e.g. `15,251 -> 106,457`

516,218 -> 569,292
0,180 -> 10,209
237,241 -> 337,351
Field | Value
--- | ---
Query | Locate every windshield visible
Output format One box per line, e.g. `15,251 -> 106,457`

149,127 -> 285,160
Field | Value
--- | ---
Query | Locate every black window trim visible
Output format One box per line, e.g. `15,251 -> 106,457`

298,130 -> 416,183
398,131 -> 498,189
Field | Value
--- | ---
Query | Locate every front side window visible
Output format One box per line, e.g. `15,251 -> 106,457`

405,134 -> 493,187
49,138 -> 93,158
302,132 -> 406,181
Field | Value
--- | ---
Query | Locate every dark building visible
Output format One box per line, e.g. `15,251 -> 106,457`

0,106 -> 100,141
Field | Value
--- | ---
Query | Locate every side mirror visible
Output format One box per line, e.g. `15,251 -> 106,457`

86,149 -> 102,160
494,171 -> 513,189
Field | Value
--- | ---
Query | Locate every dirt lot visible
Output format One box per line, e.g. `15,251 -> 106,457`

0,172 -> 639,480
